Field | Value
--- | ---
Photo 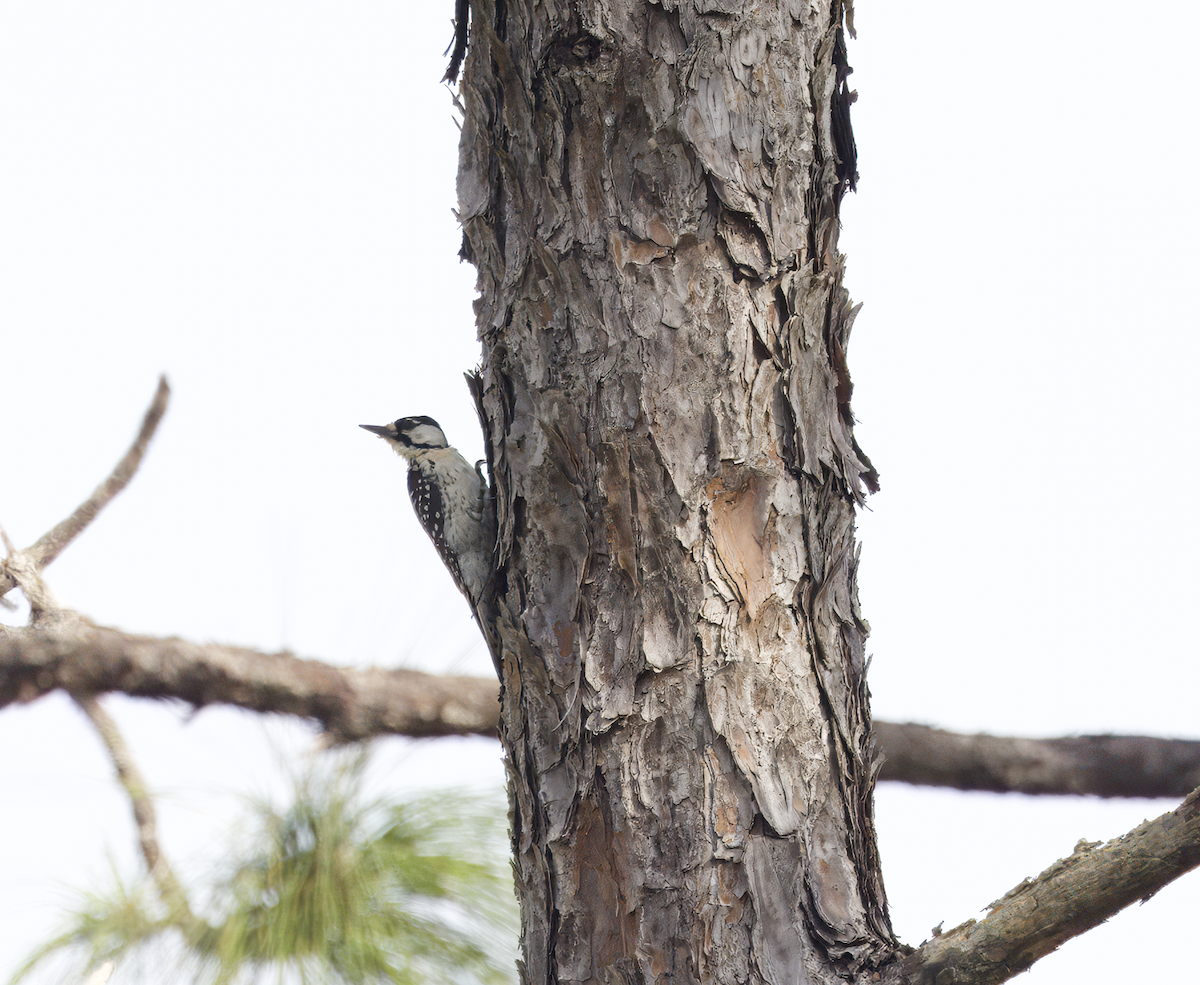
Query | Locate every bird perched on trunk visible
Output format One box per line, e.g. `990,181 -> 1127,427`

360,416 -> 495,615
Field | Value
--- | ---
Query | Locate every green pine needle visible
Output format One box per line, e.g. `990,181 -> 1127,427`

14,750 -> 517,985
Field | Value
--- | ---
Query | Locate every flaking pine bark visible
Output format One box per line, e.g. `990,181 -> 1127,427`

457,0 -> 894,981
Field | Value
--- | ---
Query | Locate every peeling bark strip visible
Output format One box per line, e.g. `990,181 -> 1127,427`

457,0 -> 893,981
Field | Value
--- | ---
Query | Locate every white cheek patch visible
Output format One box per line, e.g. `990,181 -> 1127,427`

406,424 -> 446,447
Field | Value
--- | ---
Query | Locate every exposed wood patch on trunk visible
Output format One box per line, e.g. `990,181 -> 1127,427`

458,0 -> 895,979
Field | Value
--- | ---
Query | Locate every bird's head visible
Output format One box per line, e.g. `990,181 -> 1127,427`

360,416 -> 448,458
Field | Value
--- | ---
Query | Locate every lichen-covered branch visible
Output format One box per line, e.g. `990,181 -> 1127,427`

0,623 -> 499,741
875,722 -> 1200,798
885,786 -> 1200,985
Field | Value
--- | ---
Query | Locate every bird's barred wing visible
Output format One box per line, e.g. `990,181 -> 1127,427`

407,465 -> 474,603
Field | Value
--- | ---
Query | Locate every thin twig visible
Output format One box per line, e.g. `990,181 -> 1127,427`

74,693 -> 199,930
0,524 -> 17,611
1,548 -> 61,618
884,786 -> 1200,985
0,376 -> 170,600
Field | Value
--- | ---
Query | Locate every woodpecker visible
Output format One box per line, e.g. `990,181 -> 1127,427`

360,416 -> 494,612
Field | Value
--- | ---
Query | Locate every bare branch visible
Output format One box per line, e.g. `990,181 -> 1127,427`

3,623 -> 1198,794
2,541 -> 63,619
0,621 -> 500,741
0,375 -> 170,601
875,721 -> 1200,799
74,694 -> 196,925
885,786 -> 1200,985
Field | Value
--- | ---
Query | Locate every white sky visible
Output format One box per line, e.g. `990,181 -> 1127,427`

1,1 -> 1197,981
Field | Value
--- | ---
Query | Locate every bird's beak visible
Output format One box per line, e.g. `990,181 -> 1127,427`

360,423 -> 396,438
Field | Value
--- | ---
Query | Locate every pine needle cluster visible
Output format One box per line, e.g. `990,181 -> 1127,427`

13,751 -> 517,985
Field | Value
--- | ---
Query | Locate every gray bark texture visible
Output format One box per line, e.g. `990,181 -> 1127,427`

456,0 -> 895,981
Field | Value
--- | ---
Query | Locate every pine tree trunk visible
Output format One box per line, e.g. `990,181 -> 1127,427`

457,0 -> 895,980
